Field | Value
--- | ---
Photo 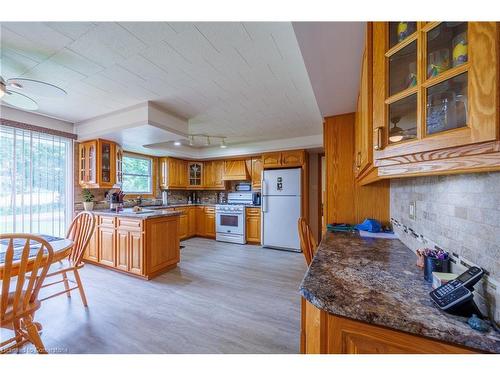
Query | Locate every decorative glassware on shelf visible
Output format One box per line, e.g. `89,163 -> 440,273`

428,49 -> 450,78
426,73 -> 468,135
389,22 -> 417,48
427,22 -> 467,79
388,94 -> 418,144
452,31 -> 468,67
389,41 -> 417,96
101,143 -> 111,182
407,62 -> 417,88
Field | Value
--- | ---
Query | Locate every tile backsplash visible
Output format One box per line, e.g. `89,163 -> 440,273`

391,172 -> 500,322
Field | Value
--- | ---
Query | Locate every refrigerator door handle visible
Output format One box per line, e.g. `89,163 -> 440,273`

261,180 -> 267,212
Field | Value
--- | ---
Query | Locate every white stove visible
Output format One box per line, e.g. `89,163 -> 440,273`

215,192 -> 253,244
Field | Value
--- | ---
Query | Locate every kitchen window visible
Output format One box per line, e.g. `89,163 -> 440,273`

0,125 -> 73,237
122,154 -> 153,194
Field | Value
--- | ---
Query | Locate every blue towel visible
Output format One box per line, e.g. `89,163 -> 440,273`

354,219 -> 382,233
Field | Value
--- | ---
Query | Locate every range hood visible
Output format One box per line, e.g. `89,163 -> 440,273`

222,160 -> 250,181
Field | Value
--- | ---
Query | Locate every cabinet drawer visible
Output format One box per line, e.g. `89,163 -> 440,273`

246,208 -> 261,217
117,218 -> 142,230
99,216 -> 116,227
204,206 -> 215,213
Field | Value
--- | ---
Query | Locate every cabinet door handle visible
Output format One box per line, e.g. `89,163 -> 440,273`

356,152 -> 362,168
374,127 -> 383,151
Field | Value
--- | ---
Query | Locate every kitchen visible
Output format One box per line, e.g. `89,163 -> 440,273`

0,5 -> 499,372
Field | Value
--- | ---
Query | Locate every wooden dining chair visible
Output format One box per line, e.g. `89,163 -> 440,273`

1,234 -> 54,354
298,218 -> 317,266
40,212 -> 95,307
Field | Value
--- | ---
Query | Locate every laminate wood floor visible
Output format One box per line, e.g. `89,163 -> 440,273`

12,238 -> 307,354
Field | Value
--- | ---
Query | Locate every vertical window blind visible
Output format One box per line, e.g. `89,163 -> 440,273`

0,125 -> 73,237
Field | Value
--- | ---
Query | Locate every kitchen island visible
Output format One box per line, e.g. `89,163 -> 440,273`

82,209 -> 181,280
299,231 -> 500,354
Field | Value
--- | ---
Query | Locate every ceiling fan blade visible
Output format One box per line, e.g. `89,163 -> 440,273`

2,90 -> 38,111
6,78 -> 67,97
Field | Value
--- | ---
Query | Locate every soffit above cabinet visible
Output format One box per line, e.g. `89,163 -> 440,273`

293,22 -> 365,117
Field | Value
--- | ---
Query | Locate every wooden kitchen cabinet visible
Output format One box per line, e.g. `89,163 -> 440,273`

251,157 -> 263,189
204,206 -> 216,238
281,150 -> 305,167
115,144 -> 123,187
301,299 -> 476,354
187,206 -> 196,237
262,152 -> 281,168
176,208 -> 189,239
372,22 -> 500,178
195,206 -> 205,236
187,162 -> 203,189
85,229 -> 98,262
116,228 -> 129,271
262,150 -> 305,169
223,160 -> 250,180
98,225 -> 116,267
160,157 -> 188,189
83,213 -> 179,279
354,23 -> 376,184
245,207 -> 261,244
78,139 -> 121,189
203,160 -> 226,190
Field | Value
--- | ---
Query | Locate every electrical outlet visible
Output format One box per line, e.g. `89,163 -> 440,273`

409,201 -> 416,220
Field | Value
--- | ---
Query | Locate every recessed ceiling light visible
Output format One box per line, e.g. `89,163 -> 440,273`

174,141 -> 182,146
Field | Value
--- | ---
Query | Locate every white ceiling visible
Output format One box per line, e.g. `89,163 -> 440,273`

293,22 -> 365,117
0,22 -> 324,145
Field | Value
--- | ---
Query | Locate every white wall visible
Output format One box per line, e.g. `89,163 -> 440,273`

0,105 -> 75,134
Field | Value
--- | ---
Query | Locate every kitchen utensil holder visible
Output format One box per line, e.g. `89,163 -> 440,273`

424,256 -> 450,282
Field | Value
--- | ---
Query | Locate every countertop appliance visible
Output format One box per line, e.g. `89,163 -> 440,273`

235,183 -> 252,191
215,192 -> 253,244
262,168 -> 301,252
252,192 -> 261,206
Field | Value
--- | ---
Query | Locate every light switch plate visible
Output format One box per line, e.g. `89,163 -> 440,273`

409,201 -> 416,220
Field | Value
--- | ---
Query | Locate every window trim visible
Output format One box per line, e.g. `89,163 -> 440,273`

122,152 -> 156,197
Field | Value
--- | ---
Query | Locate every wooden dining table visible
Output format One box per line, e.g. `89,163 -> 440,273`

0,235 -> 74,278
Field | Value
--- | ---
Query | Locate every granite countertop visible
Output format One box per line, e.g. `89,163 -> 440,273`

299,231 -> 500,353
83,203 -> 261,219
92,208 -> 181,219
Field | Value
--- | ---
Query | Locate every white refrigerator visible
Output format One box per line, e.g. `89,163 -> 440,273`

261,168 -> 301,252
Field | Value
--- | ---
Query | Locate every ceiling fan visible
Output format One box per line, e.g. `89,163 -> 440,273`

0,76 -> 67,111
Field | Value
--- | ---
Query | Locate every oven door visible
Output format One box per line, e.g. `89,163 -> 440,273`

216,212 -> 244,235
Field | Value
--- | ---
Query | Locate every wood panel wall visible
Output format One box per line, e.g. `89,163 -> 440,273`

324,113 -> 390,227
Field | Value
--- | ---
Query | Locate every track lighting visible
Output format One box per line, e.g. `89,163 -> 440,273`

220,139 -> 227,149
206,136 -> 211,146
174,140 -> 181,146
189,136 -> 194,146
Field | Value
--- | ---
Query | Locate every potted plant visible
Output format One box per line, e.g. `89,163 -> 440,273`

82,189 -> 95,211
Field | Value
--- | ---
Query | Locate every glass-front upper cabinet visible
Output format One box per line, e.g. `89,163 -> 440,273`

188,162 -> 203,188
373,22 -> 498,158
78,139 -> 119,188
100,141 -> 112,184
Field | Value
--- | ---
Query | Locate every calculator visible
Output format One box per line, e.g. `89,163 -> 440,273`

430,266 -> 484,311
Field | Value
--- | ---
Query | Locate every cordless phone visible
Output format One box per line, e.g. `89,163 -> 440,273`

430,266 -> 484,317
